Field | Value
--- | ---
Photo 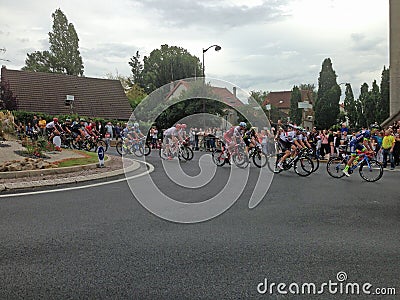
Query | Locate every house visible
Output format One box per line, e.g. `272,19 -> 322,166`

262,90 -> 314,127
1,66 -> 133,120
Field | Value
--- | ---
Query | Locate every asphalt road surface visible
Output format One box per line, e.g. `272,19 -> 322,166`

0,152 -> 398,299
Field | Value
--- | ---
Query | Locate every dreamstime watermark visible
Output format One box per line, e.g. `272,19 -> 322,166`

257,271 -> 396,296
123,77 -> 275,223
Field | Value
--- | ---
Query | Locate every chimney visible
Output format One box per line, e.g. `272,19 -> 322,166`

233,87 -> 237,98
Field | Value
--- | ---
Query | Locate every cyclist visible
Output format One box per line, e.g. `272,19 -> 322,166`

243,127 -> 259,153
223,122 -> 246,154
343,128 -> 373,177
276,125 -> 296,169
163,124 -> 182,159
130,122 -> 146,140
45,118 -> 64,141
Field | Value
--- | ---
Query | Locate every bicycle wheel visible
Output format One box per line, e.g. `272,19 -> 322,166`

252,150 -> 268,168
326,157 -> 346,178
179,146 -> 192,161
212,149 -> 226,166
96,139 -> 108,152
116,141 -> 129,156
132,142 -> 144,157
183,146 -> 194,160
294,156 -> 314,176
232,151 -> 249,168
266,154 -> 282,173
141,143 -> 151,156
359,159 -> 383,182
84,140 -> 94,152
312,156 -> 319,172
159,145 -> 170,160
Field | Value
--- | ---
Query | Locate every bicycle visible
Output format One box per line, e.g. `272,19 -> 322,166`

326,149 -> 383,182
159,139 -> 190,161
248,143 -> 268,168
116,137 -> 148,157
267,146 -> 314,176
212,140 -> 249,168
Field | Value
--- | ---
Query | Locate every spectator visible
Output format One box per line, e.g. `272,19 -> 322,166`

150,126 -> 158,149
38,117 -> 46,136
104,122 -> 114,146
25,122 -> 34,139
340,123 -> 349,134
381,130 -> 395,170
394,128 -> 400,166
320,130 -> 330,159
114,123 -> 122,140
32,115 -> 39,132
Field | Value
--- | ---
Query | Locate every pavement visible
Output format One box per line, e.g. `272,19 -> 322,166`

0,140 -> 143,191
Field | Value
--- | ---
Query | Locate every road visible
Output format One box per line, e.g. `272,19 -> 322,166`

0,152 -> 399,299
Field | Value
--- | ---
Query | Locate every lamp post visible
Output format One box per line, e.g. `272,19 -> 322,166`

202,45 -> 221,77
201,45 -> 221,128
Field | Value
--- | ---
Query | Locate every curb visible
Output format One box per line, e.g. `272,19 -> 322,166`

0,156 -> 109,179
0,158 -> 141,191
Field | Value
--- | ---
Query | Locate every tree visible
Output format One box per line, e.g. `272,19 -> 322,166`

343,83 -> 357,128
365,80 -> 380,126
357,83 -> 369,128
315,58 -> 340,129
129,51 -> 144,86
379,66 -> 390,123
155,80 -> 225,129
22,50 -> 54,73
138,44 -> 202,94
0,80 -> 18,110
23,9 -> 84,76
289,85 -> 302,125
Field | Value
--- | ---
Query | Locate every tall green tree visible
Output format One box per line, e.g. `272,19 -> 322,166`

365,80 -> 380,126
129,50 -> 144,86
379,66 -> 390,123
357,83 -> 369,128
343,83 -> 357,128
315,58 -> 340,129
289,85 -> 302,125
138,44 -> 202,94
23,9 -> 84,76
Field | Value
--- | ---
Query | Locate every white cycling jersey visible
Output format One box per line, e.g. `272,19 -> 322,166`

164,127 -> 178,136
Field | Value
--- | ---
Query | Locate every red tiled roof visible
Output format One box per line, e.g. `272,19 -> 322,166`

211,87 -> 242,107
262,90 -> 314,109
1,67 -> 133,120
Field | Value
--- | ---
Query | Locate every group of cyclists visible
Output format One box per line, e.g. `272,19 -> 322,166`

40,115 -> 376,178
43,117 -> 103,150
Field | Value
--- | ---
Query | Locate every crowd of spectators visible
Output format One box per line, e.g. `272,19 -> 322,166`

271,120 -> 400,169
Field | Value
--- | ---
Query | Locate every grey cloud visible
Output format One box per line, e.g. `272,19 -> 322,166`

350,32 -> 384,52
82,43 -> 139,59
130,0 -> 291,29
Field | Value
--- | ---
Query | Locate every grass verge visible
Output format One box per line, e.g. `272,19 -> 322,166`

56,151 -> 106,168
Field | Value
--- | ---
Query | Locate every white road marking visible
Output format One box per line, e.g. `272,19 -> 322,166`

0,161 -> 154,198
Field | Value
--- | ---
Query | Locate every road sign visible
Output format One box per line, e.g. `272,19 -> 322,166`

97,146 -> 105,167
298,102 -> 312,109
265,104 -> 271,110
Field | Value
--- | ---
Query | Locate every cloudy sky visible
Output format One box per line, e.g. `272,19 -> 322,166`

0,0 -> 389,98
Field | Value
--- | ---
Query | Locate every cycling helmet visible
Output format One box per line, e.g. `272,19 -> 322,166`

53,117 -> 58,122
362,129 -> 371,139
65,118 -> 71,122
239,122 -> 246,128
133,122 -> 139,128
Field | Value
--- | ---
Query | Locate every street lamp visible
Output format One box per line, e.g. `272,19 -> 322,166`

201,45 -> 221,128
202,45 -> 221,77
